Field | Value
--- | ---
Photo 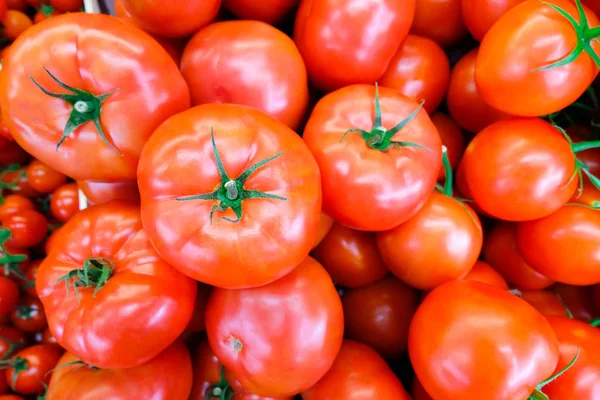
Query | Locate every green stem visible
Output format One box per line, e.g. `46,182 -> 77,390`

571,140 -> 600,153
204,366 -> 233,400
590,318 -> 600,327
56,257 -> 114,302
440,146 -> 453,197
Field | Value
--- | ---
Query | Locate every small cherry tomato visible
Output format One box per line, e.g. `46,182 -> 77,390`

0,277 -> 18,316
2,210 -> 48,248
1,10 -> 31,41
0,195 -> 33,221
2,167 -> 40,199
33,4 -> 60,24
0,326 -> 26,360
49,183 -> 78,223
23,260 -> 40,299
410,0 -> 466,46
4,344 -> 61,394
432,113 -> 465,181
462,260 -> 509,289
10,296 -> 47,332
25,160 -> 66,193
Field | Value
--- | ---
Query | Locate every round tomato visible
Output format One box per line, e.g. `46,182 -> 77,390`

33,4 -> 59,24
23,260 -> 40,298
294,0 -> 414,91
0,139 -> 28,167
303,84 -> 441,231
1,11 -> 31,41
78,180 -> 139,205
49,183 -> 78,223
2,209 -> 48,248
517,289 -> 569,319
0,0 -> 5,22
25,160 -> 66,194
0,326 -> 26,360
4,344 -> 61,395
554,283 -> 595,322
0,277 -> 18,316
0,195 -> 32,221
0,13 -> 190,182
432,113 -> 465,181
5,0 -> 25,10
311,212 -> 333,249
138,104 -> 321,289
223,0 -> 298,24
206,257 -> 343,398
0,395 -> 21,400
185,283 -> 212,333
409,280 -> 559,400
412,377 -> 433,400
410,0 -> 466,46
462,260 -> 509,289
49,0 -> 82,12
37,201 -> 196,369
10,296 -> 47,332
181,20 -> 308,131
462,0 -> 525,41
2,167 -> 40,199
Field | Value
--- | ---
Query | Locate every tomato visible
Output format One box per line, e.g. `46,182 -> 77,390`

0,195 -> 33,222
409,280 -> 559,400
0,0 -> 5,21
0,139 -> 28,167
78,180 -> 139,205
5,0 -> 25,10
584,0 -> 600,17
572,134 -> 600,178
517,204 -> 600,285
294,0 -> 414,92
518,289 -> 569,318
25,160 -> 66,194
432,113 -> 465,181
47,341 -> 192,400
462,260 -> 509,289
2,167 -> 40,199
37,201 -> 196,369
0,13 -> 190,183
2,210 -> 48,248
149,35 -> 185,65
119,0 -> 220,38
461,0 -> 525,41
24,0 -> 40,6
303,84 -> 442,231
311,223 -> 389,288
412,378 -> 433,400
0,395 -> 22,400
302,340 -> 411,400
10,296 -> 47,333
410,0 -> 466,46
49,183 -> 78,223
223,0 -> 298,24
181,21 -> 308,131
475,0 -> 600,116
554,283 -> 595,322
483,222 -> 554,289
311,212 -> 333,249
206,257 -> 343,397
1,11 -> 31,41
185,283 -> 212,333
0,277 -> 18,316
23,260 -> 40,298
33,4 -> 59,24
4,344 -> 61,394
43,226 -> 61,255
138,104 -> 321,289
49,0 -> 82,12
0,326 -> 26,360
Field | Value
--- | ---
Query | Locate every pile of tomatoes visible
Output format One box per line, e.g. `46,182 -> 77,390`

0,0 -> 599,399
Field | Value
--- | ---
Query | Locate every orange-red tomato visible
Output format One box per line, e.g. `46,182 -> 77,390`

462,260 -> 509,289
311,212 -> 333,249
1,10 -> 31,41
410,0 -> 466,46
78,180 -> 140,205
519,289 -> 569,319
2,209 -> 48,248
432,113 -> 465,181
23,260 -> 41,298
462,0 -> 525,41
25,160 -> 66,194
49,183 -> 78,223
5,344 -> 61,395
0,0 -> 6,21
0,194 -> 34,221
2,168 -> 40,199
223,0 -> 299,24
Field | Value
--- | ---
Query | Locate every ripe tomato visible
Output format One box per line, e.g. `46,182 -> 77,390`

462,260 -> 509,289
10,296 -> 47,332
0,13 -> 190,182
40,328 -> 59,348
49,0 -> 82,12
554,283 -> 595,322
5,344 -> 61,394
185,283 -> 212,333
119,0 -> 220,38
0,277 -> 18,316
33,4 -> 59,24
0,195 -> 33,222
23,260 -> 40,298
223,0 -> 298,24
303,84 -> 442,231
432,113 -> 465,181
78,180 -> 139,205
483,222 -> 554,289
43,226 -> 61,255
1,11 -> 31,41
0,139 -> 28,167
181,20 -> 309,131
475,0 -> 600,116
461,0 -> 525,41
25,160 -> 66,193
311,212 -> 333,249
518,289 -> 569,318
5,0 -> 25,10
138,104 -> 321,289
410,280 -> 560,400
311,223 -> 388,288
410,0 -> 466,46
47,341 -> 193,400
294,0 -> 414,91
49,183 -> 77,223
2,210 -> 48,248
412,378 -> 433,400
302,340 -> 411,400
0,326 -> 26,360
0,395 -> 22,400
2,167 -> 40,199
37,201 -> 196,369
206,257 -> 343,398
0,0 -> 5,21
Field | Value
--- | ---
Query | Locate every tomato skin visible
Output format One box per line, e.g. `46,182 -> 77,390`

311,212 -> 333,249
0,13 -> 190,183
312,223 -> 389,288
410,280 -> 559,400
294,0 -> 414,92
302,340 -> 411,400
6,344 -> 61,394
181,21 -> 309,131
0,326 -> 26,359
23,260 -> 40,298
461,0 -> 525,41
223,0 -> 298,24
519,290 -> 569,319
0,277 -> 18,316
2,168 -> 40,199
47,341 -> 193,400
49,183 -> 78,223
303,84 -> 442,231
78,180 -> 139,205
2,210 -> 48,248
432,113 -> 465,181
410,0 -> 466,46
5,0 -> 25,10
10,296 -> 47,332
37,201 -> 197,369
0,138 -> 28,166
377,191 -> 483,291
185,283 -> 212,333
25,160 -> 66,194
0,395 -> 22,400
138,104 -> 321,289
475,0 -> 600,116
1,11 -> 32,41
554,283 -> 595,322
206,257 -> 344,398
33,7 -> 60,24
49,0 -> 82,12
0,0 -> 6,21
412,378 -> 433,400
462,260 -> 509,289
0,195 -> 33,221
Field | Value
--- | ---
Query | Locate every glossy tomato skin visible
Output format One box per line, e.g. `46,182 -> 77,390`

49,183 -> 78,223
181,20 -> 309,131
294,0 -> 414,92
49,0 -> 83,12
78,180 -> 140,205
302,340 -> 411,400
410,0 -> 466,46
303,84 -> 442,231
476,0 -> 600,116
0,277 -> 18,316
206,257 -> 344,398
377,191 -> 483,290
37,201 -> 196,369
7,344 -> 61,394
462,0 -> 525,41
2,210 -> 48,248
0,0 -> 5,23
0,195 -> 33,221
25,160 -> 66,194
409,280 -> 559,400
0,13 -> 190,182
462,260 -> 509,289
23,260 -> 41,298
312,223 -> 388,288
10,296 -> 47,332
223,0 -> 298,24
432,113 -> 465,181
1,11 -> 32,41
138,104 -> 321,289
519,290 -> 569,318
47,341 -> 193,400
0,326 -> 26,360
185,282 -> 212,333
311,212 -> 334,249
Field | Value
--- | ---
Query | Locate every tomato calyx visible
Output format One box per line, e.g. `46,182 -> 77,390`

56,257 -> 114,302
204,366 -> 234,400
528,348 -> 580,399
0,355 -> 29,390
0,229 -> 27,267
14,303 -> 34,321
39,4 -> 54,17
590,318 -> 600,327
30,66 -> 120,154
340,84 -> 429,152
554,126 -> 600,193
176,128 -> 287,223
0,335 -> 24,360
0,164 -> 24,204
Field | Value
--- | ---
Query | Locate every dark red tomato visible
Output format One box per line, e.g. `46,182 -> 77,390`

10,296 -> 47,332
2,210 -> 48,248
302,340 -> 412,400
303,84 -> 442,231
33,4 -> 60,24
25,160 -> 66,194
432,113 -> 465,181
380,34 -> 450,114
181,20 -> 309,131
0,0 -> 5,21
483,222 -> 554,289
78,180 -> 140,205
311,223 -> 389,288
377,191 -> 482,290
447,49 -> 509,133
2,168 -> 40,199
0,396 -> 23,400
462,260 -> 509,289
49,0 -> 82,12
571,179 -> 600,206
0,195 -> 33,221
49,183 -> 78,223
149,35 -> 185,66
206,257 -> 343,398
461,0 -> 525,41
475,0 -> 600,116
311,212 -> 333,250
593,284 -> 600,314
518,204 -> 600,285
1,11 -> 32,41
0,326 -> 26,360
40,328 -> 59,347
519,290 -> 569,318
5,0 -> 25,11
24,0 -> 40,6
5,344 -> 61,394
185,283 -> 212,333
294,0 -> 414,92
342,275 -> 419,359
23,260 -> 40,298
584,0 -> 600,18
0,277 -> 18,316
410,0 -> 466,46
410,280 -> 559,400
0,139 -> 28,167
412,377 -> 433,400
554,283 -> 595,322
223,0 -> 298,24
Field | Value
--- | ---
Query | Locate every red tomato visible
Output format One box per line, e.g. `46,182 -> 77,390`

312,223 -> 389,288
302,340 -> 412,399
10,296 -> 47,332
412,377 -> 434,400
223,0 -> 298,24
2,167 -> 40,199
206,257 -> 343,398
410,280 -> 559,400
49,0 -> 82,12
40,328 -> 59,348
0,139 -> 28,166
23,260 -> 40,299
584,0 -> 600,17
119,0 -> 220,38
0,0 -> 6,21
25,160 -> 66,193
311,212 -> 333,249
519,289 -> 569,319
432,113 -> 465,181
47,341 -> 192,400
554,283 -> 595,322
462,260 -> 509,289
475,0 -> 600,116
36,201 -> 196,369
149,35 -> 184,65
410,0 -> 466,46
43,227 -> 61,255
138,104 -> 321,289
294,0 -> 414,91
5,344 -> 61,394
0,277 -> 18,316
49,183 -> 78,223
78,180 -> 139,205
303,84 -> 442,231
2,210 -> 48,248
462,0 -> 525,41
5,0 -> 25,10
1,11 -> 31,41
0,395 -> 22,400
185,283 -> 212,333
0,13 -> 190,182
181,20 -> 309,131
0,326 -> 26,360
24,0 -> 40,6
447,49 -> 509,133
0,195 -> 33,221
33,4 -> 60,24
